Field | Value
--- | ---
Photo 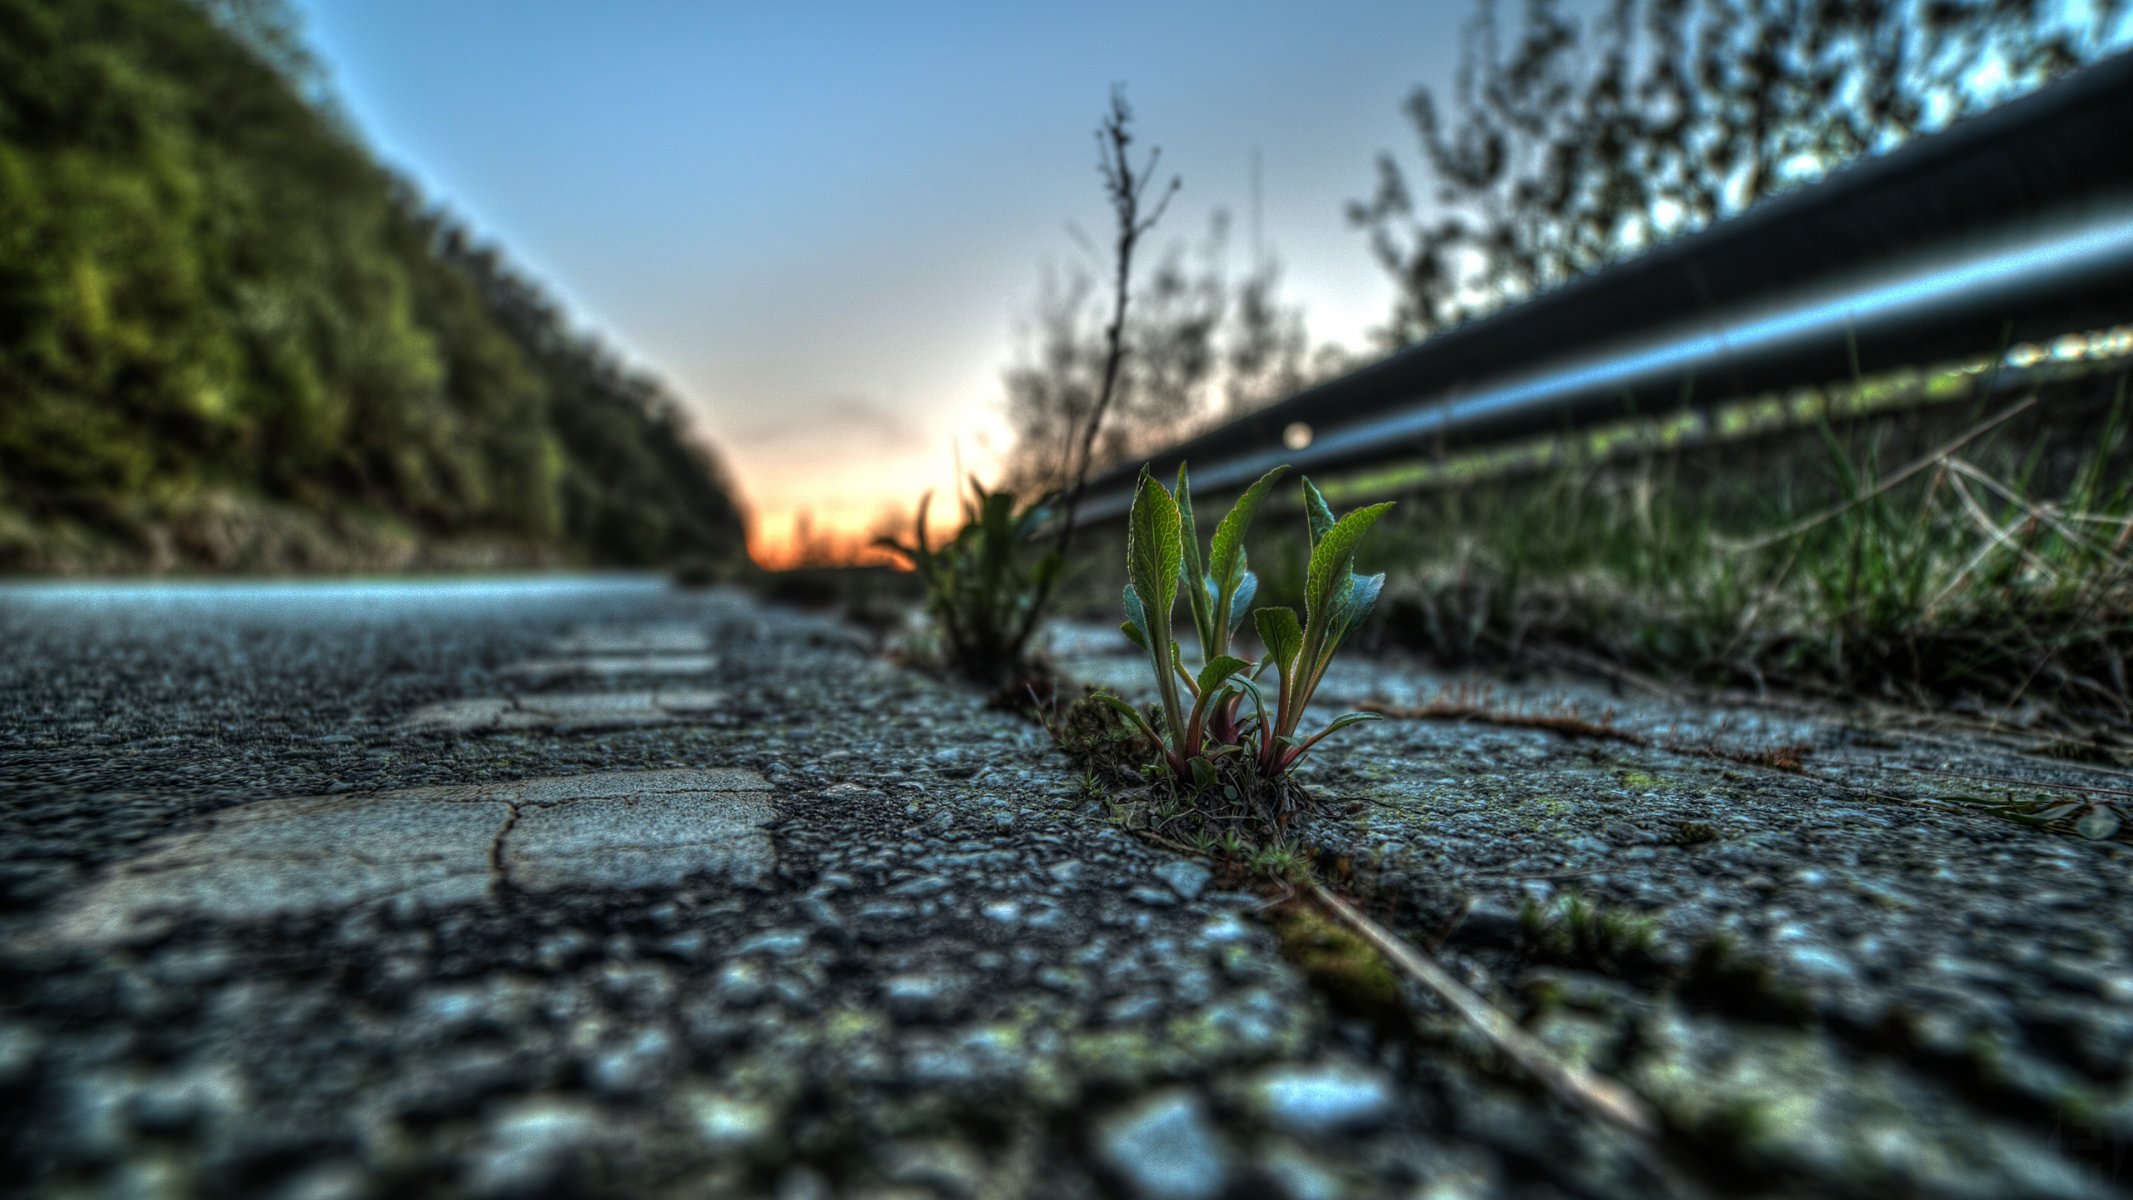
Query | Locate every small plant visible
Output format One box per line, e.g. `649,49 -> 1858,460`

873,479 -> 1061,686
1519,893 -> 1659,976
883,87 -> 1178,688
1093,463 -> 1394,814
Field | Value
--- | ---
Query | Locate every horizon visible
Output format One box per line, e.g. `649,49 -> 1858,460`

286,0 -> 1480,566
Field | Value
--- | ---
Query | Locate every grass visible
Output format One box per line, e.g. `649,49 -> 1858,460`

1303,362 -> 2133,747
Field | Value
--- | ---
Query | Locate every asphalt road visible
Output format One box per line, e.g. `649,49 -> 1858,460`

3,577 -> 2128,1199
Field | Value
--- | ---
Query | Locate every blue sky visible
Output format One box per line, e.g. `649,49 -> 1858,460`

288,0 -> 1471,555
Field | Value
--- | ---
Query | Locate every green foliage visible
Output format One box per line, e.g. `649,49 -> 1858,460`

1356,0 -> 2131,343
874,479 -> 1063,685
0,0 -> 746,568
1363,371 -> 2133,736
1519,894 -> 1659,978
1109,463 -> 1393,799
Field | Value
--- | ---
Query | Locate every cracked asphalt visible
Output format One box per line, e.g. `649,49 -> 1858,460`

2,578 -> 2128,1198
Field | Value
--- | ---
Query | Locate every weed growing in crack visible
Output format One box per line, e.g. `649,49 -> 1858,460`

1090,463 -> 1394,832
1520,894 -> 1661,977
874,478 -> 1062,687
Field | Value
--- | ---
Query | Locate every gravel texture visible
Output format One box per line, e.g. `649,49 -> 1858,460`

2,580 -> 2127,1197
1059,620 -> 2133,1199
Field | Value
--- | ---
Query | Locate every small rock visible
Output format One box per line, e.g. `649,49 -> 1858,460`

1095,1090 -> 1230,1200
1257,1147 -> 1343,1200
883,973 -> 963,1023
688,1090 -> 777,1151
1454,899 -> 1523,947
1154,860 -> 1213,902
884,1138 -> 987,1199
1783,943 -> 1858,983
1104,994 -> 1165,1025
465,1099 -> 602,1197
588,1026 -> 676,1096
1248,1064 -> 1396,1135
733,929 -> 810,959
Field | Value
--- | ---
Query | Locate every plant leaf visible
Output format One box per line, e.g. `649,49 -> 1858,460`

1228,570 -> 1259,632
1339,571 -> 1386,634
1176,463 -> 1214,653
1312,711 -> 1382,738
1127,468 -> 1183,624
1194,654 -> 1250,699
1304,500 -> 1394,636
1176,462 -> 1203,585
1303,477 -> 1337,546
1254,606 -> 1303,672
1209,466 -> 1287,589
1090,691 -> 1161,745
1120,620 -> 1146,651
1122,583 -> 1148,639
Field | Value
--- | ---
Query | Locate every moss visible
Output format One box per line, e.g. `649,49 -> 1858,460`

1671,820 -> 1721,846
1673,934 -> 1812,1025
1270,903 -> 1403,1023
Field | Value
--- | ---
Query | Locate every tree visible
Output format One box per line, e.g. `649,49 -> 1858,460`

1001,191 -> 1319,494
1350,0 -> 2133,346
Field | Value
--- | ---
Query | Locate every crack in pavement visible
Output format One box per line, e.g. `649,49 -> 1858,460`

37,770 -> 774,944
489,800 -> 522,895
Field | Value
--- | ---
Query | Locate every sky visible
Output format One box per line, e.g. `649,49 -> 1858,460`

286,0 -> 1474,564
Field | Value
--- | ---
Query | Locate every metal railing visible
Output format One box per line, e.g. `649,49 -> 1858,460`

1074,49 -> 2133,523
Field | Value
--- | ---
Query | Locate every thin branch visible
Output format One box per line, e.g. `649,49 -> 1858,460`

1305,882 -> 1660,1140
1052,85 -> 1182,558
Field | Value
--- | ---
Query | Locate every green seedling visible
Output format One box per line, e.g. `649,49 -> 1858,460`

1096,463 -> 1393,791
875,478 -> 1062,685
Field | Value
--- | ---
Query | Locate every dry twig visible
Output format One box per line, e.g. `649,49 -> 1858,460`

1305,882 -> 1659,1139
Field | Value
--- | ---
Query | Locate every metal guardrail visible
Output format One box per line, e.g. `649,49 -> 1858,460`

1075,49 -> 2133,523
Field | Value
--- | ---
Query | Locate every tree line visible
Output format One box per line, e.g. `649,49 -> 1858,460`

0,0 -> 747,568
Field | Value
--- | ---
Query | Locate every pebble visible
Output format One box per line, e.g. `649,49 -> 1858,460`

1094,1090 -> 1230,1200
465,1100 -> 602,1197
1248,1064 -> 1396,1135
1153,859 -> 1213,901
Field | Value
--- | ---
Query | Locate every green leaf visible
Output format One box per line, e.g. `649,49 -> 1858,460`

1194,654 -> 1250,699
1338,572 -> 1386,634
1090,692 -> 1162,745
1235,674 -> 1269,718
1127,468 -> 1183,624
1312,711 -> 1382,738
1122,583 -> 1148,638
1228,570 -> 1259,632
1176,463 -> 1203,586
1254,606 -> 1303,672
1303,477 -> 1337,546
1176,463 -> 1213,653
1189,757 -> 1217,790
1120,620 -> 1146,651
1304,501 -> 1394,636
1209,466 -> 1287,589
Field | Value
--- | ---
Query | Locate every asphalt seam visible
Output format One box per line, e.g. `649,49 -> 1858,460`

489,800 -> 521,895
